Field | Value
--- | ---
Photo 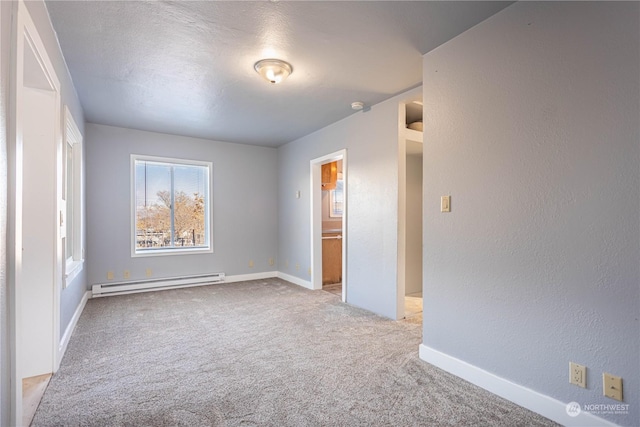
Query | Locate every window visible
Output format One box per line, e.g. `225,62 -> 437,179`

132,155 -> 212,256
64,107 -> 84,286
329,179 -> 344,218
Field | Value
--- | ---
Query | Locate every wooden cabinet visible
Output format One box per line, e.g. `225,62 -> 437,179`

321,162 -> 337,190
322,232 -> 342,285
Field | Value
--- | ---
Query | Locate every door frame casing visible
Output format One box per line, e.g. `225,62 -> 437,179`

310,150 -> 347,301
8,1 -> 63,423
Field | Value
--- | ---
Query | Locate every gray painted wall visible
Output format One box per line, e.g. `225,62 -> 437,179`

0,2 -> 9,424
24,0 -> 86,335
422,2 -> 638,426
85,124 -> 278,285
405,153 -> 422,296
277,87 -> 420,319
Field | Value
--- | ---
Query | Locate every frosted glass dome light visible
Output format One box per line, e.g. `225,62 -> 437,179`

254,59 -> 293,84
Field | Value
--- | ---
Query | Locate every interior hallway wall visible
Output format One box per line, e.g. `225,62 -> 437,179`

278,87 -> 421,319
405,152 -> 422,296
0,2 -> 10,424
24,0 -> 86,335
422,2 -> 639,425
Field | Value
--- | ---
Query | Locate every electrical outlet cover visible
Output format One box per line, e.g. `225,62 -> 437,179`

603,373 -> 623,401
569,362 -> 586,388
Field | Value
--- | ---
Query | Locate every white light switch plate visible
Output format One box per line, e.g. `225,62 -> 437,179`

441,196 -> 451,212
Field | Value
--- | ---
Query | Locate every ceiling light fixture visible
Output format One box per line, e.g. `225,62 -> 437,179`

254,59 -> 293,84
351,101 -> 364,110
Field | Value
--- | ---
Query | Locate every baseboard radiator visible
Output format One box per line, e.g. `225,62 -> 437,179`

92,272 -> 226,297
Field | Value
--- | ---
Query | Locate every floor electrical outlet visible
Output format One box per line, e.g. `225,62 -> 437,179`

569,362 -> 586,388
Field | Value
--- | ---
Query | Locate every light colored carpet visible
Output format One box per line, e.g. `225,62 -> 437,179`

32,278 -> 557,426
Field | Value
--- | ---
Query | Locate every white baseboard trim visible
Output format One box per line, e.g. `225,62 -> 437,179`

58,290 -> 90,360
419,345 -> 618,427
225,271 -> 277,283
277,271 -> 313,290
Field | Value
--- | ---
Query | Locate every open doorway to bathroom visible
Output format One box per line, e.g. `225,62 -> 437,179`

320,160 -> 343,297
310,150 -> 347,302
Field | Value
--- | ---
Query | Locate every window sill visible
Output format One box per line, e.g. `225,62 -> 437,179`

65,259 -> 84,288
132,247 -> 213,258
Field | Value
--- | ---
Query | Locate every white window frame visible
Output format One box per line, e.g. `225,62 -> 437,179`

64,106 -> 84,286
131,154 -> 213,257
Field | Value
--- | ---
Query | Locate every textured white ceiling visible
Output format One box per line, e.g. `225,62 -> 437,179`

46,1 -> 511,147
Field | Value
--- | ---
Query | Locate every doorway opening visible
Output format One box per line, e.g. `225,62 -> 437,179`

398,99 -> 423,320
320,160 -> 343,297
310,150 -> 347,302
404,141 -> 423,318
